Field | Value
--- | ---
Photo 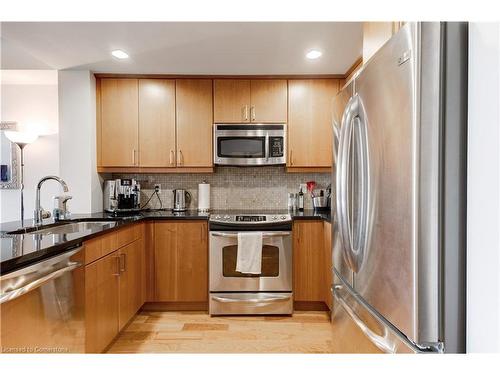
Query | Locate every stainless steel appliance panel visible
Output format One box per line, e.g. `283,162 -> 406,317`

214,124 -> 286,166
350,24 -> 418,341
0,247 -> 85,353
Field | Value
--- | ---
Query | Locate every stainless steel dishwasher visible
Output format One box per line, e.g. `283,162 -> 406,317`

0,246 -> 85,353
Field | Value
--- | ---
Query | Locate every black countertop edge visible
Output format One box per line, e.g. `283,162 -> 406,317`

1,209 -> 331,275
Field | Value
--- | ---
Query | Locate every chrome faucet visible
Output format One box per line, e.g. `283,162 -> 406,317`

34,175 -> 69,225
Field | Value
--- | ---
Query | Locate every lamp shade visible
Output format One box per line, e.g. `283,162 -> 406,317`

4,130 -> 38,145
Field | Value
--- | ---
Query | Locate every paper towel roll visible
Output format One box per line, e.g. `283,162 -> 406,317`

198,182 -> 210,212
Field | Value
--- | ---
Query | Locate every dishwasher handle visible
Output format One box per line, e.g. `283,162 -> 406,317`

0,261 -> 81,304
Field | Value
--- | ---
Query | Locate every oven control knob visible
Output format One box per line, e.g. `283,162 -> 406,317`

214,215 -> 221,220
271,216 -> 277,220
280,216 -> 287,220
224,215 -> 231,220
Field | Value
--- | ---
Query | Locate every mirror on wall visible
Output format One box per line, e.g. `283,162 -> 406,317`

0,122 -> 20,190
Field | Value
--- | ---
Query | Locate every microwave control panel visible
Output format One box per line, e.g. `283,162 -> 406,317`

269,137 -> 284,157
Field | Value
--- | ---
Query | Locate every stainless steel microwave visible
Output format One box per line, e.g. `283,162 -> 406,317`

213,124 -> 286,166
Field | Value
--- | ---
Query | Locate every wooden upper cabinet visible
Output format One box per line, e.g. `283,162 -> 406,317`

214,79 -> 251,123
176,79 -> 213,167
362,22 -> 402,63
214,79 -> 287,123
288,79 -> 339,168
100,78 -> 139,167
250,80 -> 287,123
138,79 -> 176,167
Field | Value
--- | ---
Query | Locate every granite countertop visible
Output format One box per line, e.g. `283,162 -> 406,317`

1,209 -> 331,274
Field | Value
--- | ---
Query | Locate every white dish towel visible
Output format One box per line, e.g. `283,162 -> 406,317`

236,232 -> 263,274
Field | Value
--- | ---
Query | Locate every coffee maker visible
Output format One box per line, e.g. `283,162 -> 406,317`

104,179 -> 141,214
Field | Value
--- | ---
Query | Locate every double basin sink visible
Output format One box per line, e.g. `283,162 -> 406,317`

7,219 -> 123,236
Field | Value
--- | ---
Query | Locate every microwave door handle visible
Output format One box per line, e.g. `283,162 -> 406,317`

265,133 -> 269,161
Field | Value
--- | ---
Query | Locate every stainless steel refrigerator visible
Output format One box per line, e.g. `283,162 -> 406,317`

330,22 -> 467,353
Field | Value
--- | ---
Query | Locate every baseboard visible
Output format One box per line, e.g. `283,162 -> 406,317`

293,301 -> 329,311
142,301 -> 208,312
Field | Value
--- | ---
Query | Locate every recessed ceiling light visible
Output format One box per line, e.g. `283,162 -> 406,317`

111,49 -> 129,59
306,50 -> 322,60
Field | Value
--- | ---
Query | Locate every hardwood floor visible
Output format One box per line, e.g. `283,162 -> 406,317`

106,311 -> 335,353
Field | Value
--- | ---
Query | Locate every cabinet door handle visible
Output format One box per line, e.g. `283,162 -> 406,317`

200,225 -> 206,241
132,149 -> 136,165
243,105 -> 248,121
113,256 -> 121,276
290,149 -> 293,166
120,253 -> 126,272
251,105 -> 256,121
169,150 -> 175,166
178,150 -> 183,166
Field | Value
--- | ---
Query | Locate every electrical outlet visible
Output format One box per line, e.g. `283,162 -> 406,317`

154,184 -> 161,193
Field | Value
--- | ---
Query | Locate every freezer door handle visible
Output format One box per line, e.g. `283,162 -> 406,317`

332,279 -> 444,353
333,284 -> 397,353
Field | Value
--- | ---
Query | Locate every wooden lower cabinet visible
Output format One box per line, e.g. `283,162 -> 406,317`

118,239 -> 146,330
84,224 -> 145,353
323,221 -> 333,310
154,221 -> 208,303
85,251 -> 120,353
293,220 -> 325,303
293,220 -> 334,311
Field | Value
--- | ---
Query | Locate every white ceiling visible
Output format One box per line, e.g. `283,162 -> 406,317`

0,22 -> 362,75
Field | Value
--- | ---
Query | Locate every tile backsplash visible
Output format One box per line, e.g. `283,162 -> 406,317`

112,166 -> 331,210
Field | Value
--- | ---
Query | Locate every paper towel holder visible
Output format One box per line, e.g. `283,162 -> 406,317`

197,180 -> 210,213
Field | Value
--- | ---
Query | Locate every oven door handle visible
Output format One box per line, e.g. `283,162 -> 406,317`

212,294 -> 291,303
210,231 -> 290,238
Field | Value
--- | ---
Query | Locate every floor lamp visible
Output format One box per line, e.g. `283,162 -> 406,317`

5,130 -> 38,227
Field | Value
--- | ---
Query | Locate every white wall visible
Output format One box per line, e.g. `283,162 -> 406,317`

0,71 -> 61,223
467,22 -> 500,353
58,70 -> 102,214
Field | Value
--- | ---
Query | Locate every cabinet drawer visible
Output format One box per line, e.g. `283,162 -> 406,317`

85,232 -> 118,265
116,224 -> 142,249
84,224 -> 142,265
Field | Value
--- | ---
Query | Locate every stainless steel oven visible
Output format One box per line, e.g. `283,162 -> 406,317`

213,124 -> 286,166
209,213 -> 292,315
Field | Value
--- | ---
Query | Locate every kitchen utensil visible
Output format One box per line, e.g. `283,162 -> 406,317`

287,192 -> 296,211
312,196 -> 329,211
306,181 -> 316,197
173,189 -> 191,212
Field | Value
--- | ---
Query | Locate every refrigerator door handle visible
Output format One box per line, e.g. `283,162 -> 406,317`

338,95 -> 361,272
336,97 -> 352,270
351,98 -> 370,272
